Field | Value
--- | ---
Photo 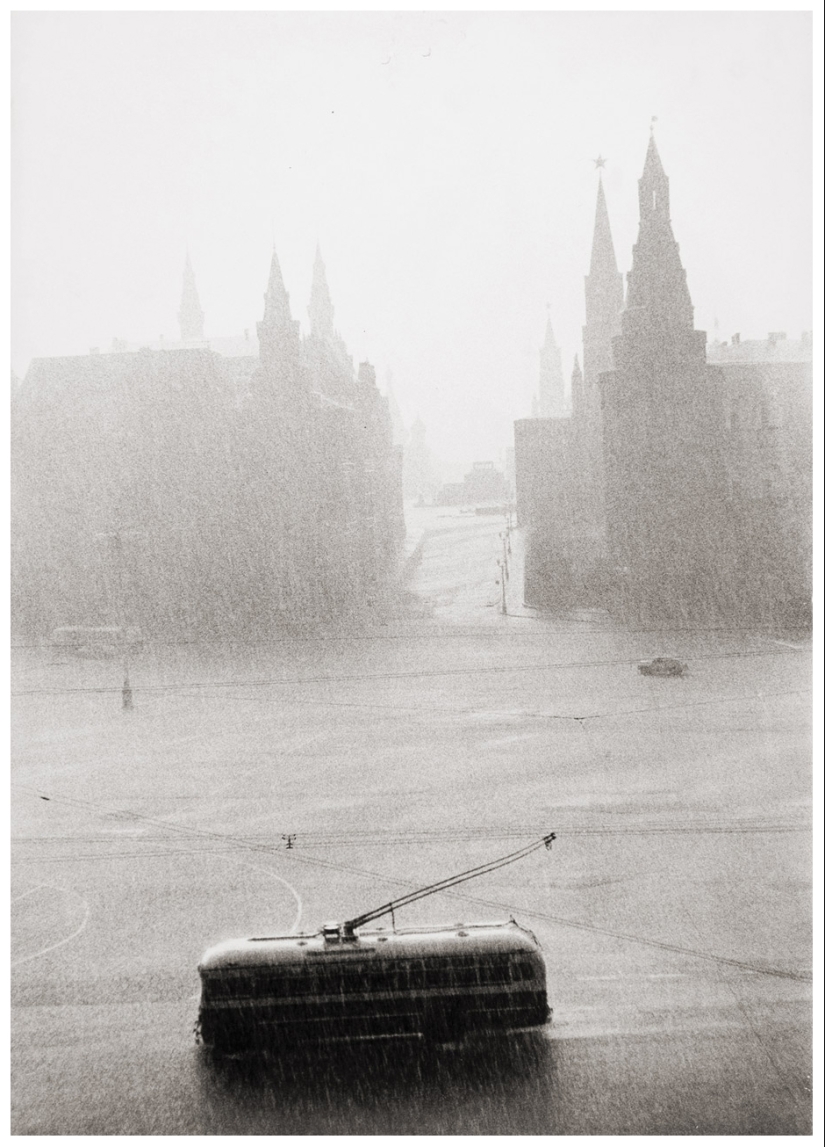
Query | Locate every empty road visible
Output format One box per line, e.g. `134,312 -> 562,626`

11,508 -> 812,1133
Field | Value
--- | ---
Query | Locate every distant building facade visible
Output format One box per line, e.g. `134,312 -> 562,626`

706,333 -> 812,626
438,460 -> 510,507
515,135 -> 811,627
11,250 -> 405,639
402,417 -> 442,504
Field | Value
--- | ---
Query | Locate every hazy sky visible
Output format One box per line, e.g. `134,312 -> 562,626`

12,10 -> 813,479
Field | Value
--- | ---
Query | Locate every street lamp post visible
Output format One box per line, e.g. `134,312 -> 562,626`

497,558 -> 507,615
109,533 -> 131,710
97,528 -> 142,711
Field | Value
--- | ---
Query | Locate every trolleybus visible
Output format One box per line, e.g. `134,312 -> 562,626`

197,835 -> 555,1054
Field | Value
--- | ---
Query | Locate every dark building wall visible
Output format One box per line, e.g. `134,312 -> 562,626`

600,341 -> 734,624
514,417 -> 600,606
11,261 -> 404,640
712,358 -> 812,624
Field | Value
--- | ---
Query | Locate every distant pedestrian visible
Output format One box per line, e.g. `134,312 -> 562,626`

122,675 -> 133,711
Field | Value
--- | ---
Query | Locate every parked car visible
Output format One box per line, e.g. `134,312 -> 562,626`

638,657 -> 687,677
51,626 -> 144,659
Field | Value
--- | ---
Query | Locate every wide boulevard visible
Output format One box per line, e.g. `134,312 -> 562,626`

11,507 -> 812,1134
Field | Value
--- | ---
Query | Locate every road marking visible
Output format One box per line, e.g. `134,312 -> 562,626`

11,888 -> 91,968
11,884 -> 50,904
208,854 -> 303,934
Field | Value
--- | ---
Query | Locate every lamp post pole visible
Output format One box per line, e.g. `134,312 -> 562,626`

98,528 -> 140,711
111,533 -> 134,711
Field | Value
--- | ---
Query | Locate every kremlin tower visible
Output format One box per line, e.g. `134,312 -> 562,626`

599,133 -> 729,623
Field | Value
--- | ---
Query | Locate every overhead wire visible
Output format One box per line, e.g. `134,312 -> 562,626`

11,785 -> 812,984
11,821 -> 811,850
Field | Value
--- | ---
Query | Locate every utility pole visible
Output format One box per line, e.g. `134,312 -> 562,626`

497,558 -> 507,615
98,528 -> 140,712
113,532 -> 134,712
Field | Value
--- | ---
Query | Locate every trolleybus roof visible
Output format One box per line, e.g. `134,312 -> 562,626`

199,919 -> 542,972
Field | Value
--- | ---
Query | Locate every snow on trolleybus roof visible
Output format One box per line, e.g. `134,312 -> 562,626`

197,834 -> 556,1054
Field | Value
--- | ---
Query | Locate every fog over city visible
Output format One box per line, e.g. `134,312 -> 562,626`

11,9 -> 814,1138
12,10 -> 812,477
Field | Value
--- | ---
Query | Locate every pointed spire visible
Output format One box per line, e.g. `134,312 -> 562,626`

570,353 -> 584,416
308,245 -> 335,340
624,134 -> 694,329
638,132 -> 670,221
539,305 -> 565,418
178,253 -> 204,341
357,361 -> 377,390
642,132 -> 666,182
582,178 -> 624,387
590,177 -> 619,277
257,243 -> 302,385
261,246 -> 292,328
